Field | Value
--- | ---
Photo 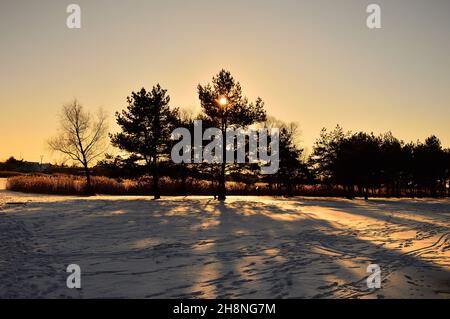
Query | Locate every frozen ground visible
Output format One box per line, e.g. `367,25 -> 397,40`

0,178 -> 449,298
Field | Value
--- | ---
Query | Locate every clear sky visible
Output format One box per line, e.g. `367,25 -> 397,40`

1,0 -> 449,162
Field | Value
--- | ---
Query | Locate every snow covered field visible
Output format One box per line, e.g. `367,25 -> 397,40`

0,178 -> 449,299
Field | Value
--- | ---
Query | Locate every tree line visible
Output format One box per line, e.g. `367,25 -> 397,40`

310,126 -> 450,198
48,69 -> 450,199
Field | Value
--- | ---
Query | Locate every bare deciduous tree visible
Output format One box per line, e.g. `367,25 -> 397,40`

48,100 -> 108,194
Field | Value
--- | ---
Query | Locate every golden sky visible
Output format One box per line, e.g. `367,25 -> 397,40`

1,0 -> 449,162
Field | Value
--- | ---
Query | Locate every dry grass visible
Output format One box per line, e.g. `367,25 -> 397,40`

6,174 -> 336,196
7,174 -> 87,195
6,174 -> 218,196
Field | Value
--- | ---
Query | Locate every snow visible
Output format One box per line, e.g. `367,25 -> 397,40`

0,178 -> 449,298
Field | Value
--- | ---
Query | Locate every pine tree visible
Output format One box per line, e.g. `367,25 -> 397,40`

198,70 -> 266,200
110,85 -> 179,199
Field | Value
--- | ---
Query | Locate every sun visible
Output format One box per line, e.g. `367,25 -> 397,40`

219,97 -> 228,106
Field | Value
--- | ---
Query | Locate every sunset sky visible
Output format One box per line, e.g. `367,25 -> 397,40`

1,0 -> 449,162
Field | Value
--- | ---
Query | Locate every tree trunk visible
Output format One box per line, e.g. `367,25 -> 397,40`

217,161 -> 226,200
152,108 -> 161,200
83,164 -> 93,195
217,124 -> 226,201
181,163 -> 187,195
210,165 -> 216,199
152,159 -> 160,200
286,179 -> 293,197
